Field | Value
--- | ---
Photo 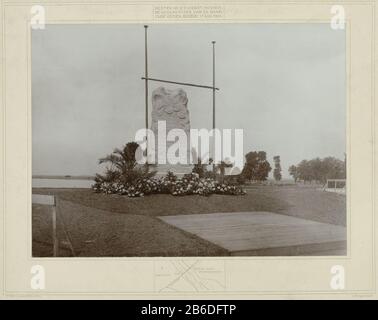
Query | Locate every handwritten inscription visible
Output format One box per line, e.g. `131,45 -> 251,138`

153,5 -> 224,20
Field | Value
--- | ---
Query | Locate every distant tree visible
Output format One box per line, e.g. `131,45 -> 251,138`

288,165 -> 299,182
273,156 -> 282,181
294,156 -> 346,184
310,157 -> 322,183
320,157 -> 345,183
296,159 -> 313,183
241,151 -> 272,182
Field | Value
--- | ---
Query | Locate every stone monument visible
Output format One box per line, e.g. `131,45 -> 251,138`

150,86 -> 193,175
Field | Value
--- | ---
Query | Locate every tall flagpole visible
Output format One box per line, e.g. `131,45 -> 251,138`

144,25 -> 149,163
212,41 -> 216,131
212,41 -> 216,172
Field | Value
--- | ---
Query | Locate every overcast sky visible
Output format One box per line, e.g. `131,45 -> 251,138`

32,23 -> 346,178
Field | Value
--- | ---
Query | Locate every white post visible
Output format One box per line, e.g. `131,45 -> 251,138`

52,196 -> 58,257
51,206 -> 58,257
32,194 -> 59,257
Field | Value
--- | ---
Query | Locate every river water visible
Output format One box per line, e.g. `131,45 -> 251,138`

32,178 -> 94,188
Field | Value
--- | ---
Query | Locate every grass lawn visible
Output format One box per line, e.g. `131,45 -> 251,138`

32,185 -> 346,257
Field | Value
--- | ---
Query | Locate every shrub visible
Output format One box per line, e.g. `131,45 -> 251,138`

192,158 -> 207,178
93,172 -> 245,198
93,143 -> 245,197
192,157 -> 214,178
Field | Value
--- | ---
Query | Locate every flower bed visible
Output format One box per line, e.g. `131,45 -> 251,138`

92,172 -> 245,197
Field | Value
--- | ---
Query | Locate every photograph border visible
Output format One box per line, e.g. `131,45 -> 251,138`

0,0 -> 376,298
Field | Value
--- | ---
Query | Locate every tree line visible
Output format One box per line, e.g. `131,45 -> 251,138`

101,142 -> 345,186
288,156 -> 346,184
239,152 -> 346,185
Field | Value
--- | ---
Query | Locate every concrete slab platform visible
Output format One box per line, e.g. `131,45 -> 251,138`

159,212 -> 347,256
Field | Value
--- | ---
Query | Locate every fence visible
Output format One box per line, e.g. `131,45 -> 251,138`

323,179 -> 346,194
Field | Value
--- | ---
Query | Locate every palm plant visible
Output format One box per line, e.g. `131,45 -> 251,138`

96,142 -> 156,185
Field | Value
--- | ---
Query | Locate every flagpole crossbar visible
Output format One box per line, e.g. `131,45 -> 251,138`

142,25 -> 217,168
141,77 -> 219,91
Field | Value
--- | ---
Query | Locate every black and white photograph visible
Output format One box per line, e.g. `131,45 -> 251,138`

31,23 -> 347,258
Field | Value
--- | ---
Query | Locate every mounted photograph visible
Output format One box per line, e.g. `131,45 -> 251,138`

31,23 -> 347,257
